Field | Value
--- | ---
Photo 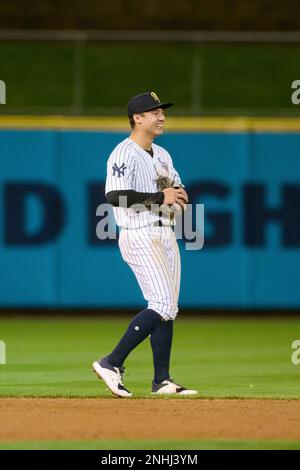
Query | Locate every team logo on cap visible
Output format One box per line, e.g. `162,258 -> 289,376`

151,92 -> 160,102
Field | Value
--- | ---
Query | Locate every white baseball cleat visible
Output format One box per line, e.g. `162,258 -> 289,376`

151,378 -> 198,395
92,357 -> 132,398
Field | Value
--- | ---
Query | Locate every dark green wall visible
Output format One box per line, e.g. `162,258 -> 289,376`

0,42 -> 299,116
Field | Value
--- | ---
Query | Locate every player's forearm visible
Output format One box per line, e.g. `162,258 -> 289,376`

106,190 -> 164,208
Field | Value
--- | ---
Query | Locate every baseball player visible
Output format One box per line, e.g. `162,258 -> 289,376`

93,92 -> 197,397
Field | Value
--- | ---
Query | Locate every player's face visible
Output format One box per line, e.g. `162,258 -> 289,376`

139,108 -> 166,136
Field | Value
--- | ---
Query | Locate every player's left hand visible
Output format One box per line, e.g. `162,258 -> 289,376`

172,187 -> 189,213
176,187 -> 189,204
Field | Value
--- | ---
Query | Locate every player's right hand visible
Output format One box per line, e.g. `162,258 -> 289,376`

162,187 -> 189,209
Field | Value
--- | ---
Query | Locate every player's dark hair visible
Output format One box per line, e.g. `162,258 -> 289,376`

129,116 -> 135,129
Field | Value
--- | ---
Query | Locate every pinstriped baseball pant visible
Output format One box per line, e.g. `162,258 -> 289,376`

118,226 -> 181,321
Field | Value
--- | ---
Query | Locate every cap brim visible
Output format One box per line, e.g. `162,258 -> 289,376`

143,102 -> 173,112
129,102 -> 173,117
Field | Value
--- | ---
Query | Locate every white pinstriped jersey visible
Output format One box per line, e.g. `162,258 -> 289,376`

105,137 -> 182,229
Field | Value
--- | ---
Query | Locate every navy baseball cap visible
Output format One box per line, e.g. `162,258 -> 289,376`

127,91 -> 173,118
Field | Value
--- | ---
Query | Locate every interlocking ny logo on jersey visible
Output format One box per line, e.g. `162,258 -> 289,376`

151,92 -> 160,102
112,162 -> 127,177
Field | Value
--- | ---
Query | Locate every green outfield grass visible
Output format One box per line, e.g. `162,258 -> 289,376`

1,315 -> 299,450
1,439 -> 300,450
0,316 -> 299,399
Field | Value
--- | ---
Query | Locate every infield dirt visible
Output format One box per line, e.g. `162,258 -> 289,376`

1,398 -> 300,442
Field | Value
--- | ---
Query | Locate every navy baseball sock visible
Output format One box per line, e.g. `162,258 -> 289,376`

150,319 -> 173,384
107,309 -> 162,367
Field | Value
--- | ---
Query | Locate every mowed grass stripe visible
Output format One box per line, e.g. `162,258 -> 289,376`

0,439 -> 300,450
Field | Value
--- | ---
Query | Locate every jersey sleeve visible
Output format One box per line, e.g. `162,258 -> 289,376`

105,147 -> 136,194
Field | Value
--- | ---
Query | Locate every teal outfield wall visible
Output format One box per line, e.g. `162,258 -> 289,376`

0,130 -> 299,308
